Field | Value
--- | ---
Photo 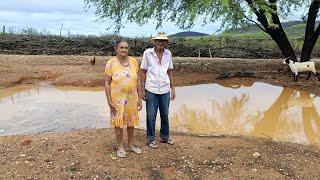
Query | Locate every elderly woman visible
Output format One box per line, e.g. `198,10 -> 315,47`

105,40 -> 142,158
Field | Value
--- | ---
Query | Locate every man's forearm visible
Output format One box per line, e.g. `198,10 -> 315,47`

168,69 -> 174,89
140,70 -> 147,90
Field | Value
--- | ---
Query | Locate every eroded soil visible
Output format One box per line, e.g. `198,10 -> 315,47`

0,54 -> 320,179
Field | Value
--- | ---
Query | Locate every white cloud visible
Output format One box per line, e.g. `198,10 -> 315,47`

0,0 -> 221,37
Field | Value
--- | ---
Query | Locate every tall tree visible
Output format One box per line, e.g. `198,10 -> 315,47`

84,0 -> 319,62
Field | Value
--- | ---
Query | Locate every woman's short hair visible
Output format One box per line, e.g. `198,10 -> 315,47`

114,39 -> 127,48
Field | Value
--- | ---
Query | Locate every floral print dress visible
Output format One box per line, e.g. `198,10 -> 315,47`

105,56 -> 139,128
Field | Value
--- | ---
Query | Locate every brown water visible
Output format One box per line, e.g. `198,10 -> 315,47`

1,82 -> 320,145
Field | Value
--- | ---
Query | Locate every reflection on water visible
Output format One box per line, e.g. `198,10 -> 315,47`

171,83 -> 320,145
0,85 -> 109,135
0,83 -> 320,145
0,85 -> 38,103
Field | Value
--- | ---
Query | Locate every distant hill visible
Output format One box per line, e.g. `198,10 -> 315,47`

170,31 -> 209,37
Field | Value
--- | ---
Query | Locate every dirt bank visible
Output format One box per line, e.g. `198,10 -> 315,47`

0,54 -> 320,179
0,35 -> 287,58
1,54 -> 320,94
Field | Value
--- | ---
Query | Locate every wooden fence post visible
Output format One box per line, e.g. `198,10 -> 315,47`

198,46 -> 201,57
60,24 -> 63,37
208,46 -> 212,58
134,38 -> 137,56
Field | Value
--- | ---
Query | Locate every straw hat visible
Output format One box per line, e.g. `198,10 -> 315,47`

151,32 -> 171,42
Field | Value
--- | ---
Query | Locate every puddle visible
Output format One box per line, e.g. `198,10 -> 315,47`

0,83 -> 320,145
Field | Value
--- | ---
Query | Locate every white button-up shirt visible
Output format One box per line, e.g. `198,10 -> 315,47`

140,47 -> 173,94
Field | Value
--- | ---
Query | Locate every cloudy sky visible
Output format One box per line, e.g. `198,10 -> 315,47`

1,0 -> 303,37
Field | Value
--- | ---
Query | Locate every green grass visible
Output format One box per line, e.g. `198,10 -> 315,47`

164,23 -> 316,50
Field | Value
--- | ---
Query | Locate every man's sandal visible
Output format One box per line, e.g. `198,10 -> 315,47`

116,150 -> 127,158
160,138 -> 174,145
147,140 -> 158,149
127,147 -> 142,154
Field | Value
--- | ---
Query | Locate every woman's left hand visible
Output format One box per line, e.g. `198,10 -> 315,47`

137,98 -> 142,111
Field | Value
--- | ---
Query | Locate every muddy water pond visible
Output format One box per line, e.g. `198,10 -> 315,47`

1,82 -> 320,145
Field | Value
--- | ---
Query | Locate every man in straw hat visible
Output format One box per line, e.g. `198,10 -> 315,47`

140,32 -> 176,149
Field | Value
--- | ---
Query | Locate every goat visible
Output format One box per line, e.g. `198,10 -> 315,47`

283,57 -> 319,81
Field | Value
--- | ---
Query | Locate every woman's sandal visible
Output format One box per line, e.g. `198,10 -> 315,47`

147,140 -> 158,149
127,147 -> 142,154
116,150 -> 127,158
160,138 -> 174,145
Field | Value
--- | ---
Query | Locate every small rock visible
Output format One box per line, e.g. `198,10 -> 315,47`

253,152 -> 261,159
252,168 -> 258,172
203,160 -> 208,164
69,162 -> 80,171
21,140 -> 32,146
26,157 -> 34,161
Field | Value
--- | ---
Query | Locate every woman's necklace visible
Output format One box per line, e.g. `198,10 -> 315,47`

117,56 -> 130,67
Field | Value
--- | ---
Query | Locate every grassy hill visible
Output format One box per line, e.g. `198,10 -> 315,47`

224,20 -> 309,34
224,21 -> 312,39
170,21 -> 320,50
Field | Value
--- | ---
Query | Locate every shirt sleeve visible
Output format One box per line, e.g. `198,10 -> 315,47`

140,50 -> 148,70
132,57 -> 139,74
105,59 -> 113,77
